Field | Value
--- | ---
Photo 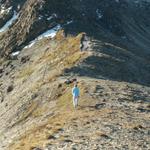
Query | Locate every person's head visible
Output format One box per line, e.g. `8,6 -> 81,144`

74,84 -> 78,87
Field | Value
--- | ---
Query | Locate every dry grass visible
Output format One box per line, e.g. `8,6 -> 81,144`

122,122 -> 145,129
9,83 -> 87,150
9,101 -> 112,150
11,101 -> 39,128
0,58 -> 5,65
9,32 -> 91,150
17,66 -> 34,79
38,32 -> 88,71
9,112 -> 70,150
31,103 -> 54,118
28,31 -> 89,93
9,78 -> 114,150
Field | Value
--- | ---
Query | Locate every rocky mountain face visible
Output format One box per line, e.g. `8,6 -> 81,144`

0,0 -> 150,56
0,0 -> 150,150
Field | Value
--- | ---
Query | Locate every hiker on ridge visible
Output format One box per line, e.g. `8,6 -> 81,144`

72,84 -> 80,108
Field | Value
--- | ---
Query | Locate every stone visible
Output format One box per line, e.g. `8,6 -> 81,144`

95,103 -> 106,110
63,139 -> 73,143
7,85 -> 14,93
20,56 -> 30,64
0,69 -> 3,74
47,135 -> 56,140
31,147 -> 42,150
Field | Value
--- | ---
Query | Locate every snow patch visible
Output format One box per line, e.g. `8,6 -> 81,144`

64,20 -> 74,26
66,20 -> 73,25
38,24 -> 61,39
24,24 -> 61,49
24,42 -> 35,49
0,6 -> 12,14
47,16 -> 53,21
11,51 -> 20,56
96,9 -> 103,19
47,13 -> 57,21
38,15 -> 43,20
0,11 -> 18,33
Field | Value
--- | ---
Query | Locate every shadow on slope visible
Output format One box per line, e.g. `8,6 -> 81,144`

64,42 -> 150,87
62,4 -> 150,87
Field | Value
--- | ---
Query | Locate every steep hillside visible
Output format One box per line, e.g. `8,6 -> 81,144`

0,0 -> 150,58
0,0 -> 150,150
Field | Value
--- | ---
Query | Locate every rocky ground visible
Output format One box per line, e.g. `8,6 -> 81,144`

8,78 -> 150,150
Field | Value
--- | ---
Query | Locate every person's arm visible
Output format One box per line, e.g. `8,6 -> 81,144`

72,88 -> 74,95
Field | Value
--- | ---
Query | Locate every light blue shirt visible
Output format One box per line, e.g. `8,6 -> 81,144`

72,87 -> 80,97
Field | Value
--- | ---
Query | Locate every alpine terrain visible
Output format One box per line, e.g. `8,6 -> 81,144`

0,0 -> 150,150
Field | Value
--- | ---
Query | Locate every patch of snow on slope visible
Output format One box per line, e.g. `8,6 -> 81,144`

0,6 -> 12,14
66,20 -> 73,25
38,15 -> 43,20
24,24 -> 61,49
38,24 -> 61,39
0,11 -> 18,33
47,13 -> 57,21
11,51 -> 20,56
63,20 -> 74,26
24,42 -> 35,49
96,9 -> 103,19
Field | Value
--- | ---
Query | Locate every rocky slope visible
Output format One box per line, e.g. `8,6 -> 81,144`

0,0 -> 150,150
0,0 -> 150,57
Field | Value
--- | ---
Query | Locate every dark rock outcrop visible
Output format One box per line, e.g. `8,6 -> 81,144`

0,0 -> 150,58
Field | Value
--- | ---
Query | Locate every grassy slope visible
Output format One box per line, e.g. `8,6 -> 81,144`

5,31 -> 90,150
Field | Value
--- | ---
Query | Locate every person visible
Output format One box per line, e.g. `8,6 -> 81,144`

72,84 -> 80,108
